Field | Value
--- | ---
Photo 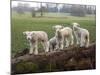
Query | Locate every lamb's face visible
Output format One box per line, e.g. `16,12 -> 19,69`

53,25 -> 64,31
23,31 -> 33,41
72,23 -> 80,30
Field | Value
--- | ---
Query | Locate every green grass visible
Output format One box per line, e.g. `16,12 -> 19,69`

11,12 -> 96,55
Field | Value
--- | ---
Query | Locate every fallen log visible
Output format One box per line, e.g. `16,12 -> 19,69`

11,43 -> 96,74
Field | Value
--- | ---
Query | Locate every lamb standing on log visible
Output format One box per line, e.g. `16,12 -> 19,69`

49,36 -> 57,52
72,22 -> 89,48
23,31 -> 49,55
53,25 -> 74,50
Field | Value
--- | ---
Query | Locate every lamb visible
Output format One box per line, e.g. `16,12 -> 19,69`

53,25 -> 74,50
23,31 -> 49,55
72,22 -> 89,48
49,36 -> 57,52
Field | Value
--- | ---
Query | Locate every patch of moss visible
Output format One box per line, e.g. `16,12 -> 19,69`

45,63 -> 57,72
15,62 -> 25,73
15,62 -> 39,73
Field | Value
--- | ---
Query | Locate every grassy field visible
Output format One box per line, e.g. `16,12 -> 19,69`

11,12 -> 96,55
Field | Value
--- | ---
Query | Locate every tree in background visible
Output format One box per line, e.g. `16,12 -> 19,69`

37,3 -> 47,17
23,3 -> 31,12
60,4 -> 71,13
86,5 -> 96,15
71,5 -> 86,17
31,8 -> 36,17
16,3 -> 24,14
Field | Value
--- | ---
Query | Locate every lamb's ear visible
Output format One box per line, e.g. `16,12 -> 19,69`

30,31 -> 35,36
23,32 -> 26,35
72,22 -> 80,27
23,31 -> 29,35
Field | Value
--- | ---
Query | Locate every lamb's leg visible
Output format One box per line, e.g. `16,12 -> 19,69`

54,44 -> 57,51
34,42 -> 38,55
49,44 -> 53,52
65,38 -> 69,48
55,39 -> 59,50
60,38 -> 64,50
74,32 -> 79,45
85,35 -> 89,48
29,43 -> 34,54
80,36 -> 85,47
70,34 -> 74,45
43,41 -> 49,53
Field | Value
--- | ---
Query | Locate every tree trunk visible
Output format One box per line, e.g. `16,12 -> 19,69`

11,43 -> 96,74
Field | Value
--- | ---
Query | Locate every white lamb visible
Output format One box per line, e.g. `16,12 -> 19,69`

72,22 -> 89,48
53,25 -> 74,50
23,31 -> 49,55
49,36 -> 57,52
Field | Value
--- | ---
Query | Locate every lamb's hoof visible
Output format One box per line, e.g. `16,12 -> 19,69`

76,42 -> 79,45
29,53 -> 33,55
85,46 -> 88,48
60,48 -> 63,50
54,49 -> 57,51
80,45 -> 84,48
34,53 -> 38,55
65,46 -> 68,48
70,43 -> 74,46
65,47 -> 68,48
55,48 -> 59,51
45,50 -> 49,53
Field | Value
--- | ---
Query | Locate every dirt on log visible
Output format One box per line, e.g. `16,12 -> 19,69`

11,43 -> 96,74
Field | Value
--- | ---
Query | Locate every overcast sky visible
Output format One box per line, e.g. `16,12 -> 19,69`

12,0 -> 96,7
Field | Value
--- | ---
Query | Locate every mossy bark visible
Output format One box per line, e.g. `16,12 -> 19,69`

11,43 -> 96,74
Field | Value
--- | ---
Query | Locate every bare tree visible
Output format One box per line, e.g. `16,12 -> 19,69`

16,3 -> 24,14
71,5 -> 86,17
